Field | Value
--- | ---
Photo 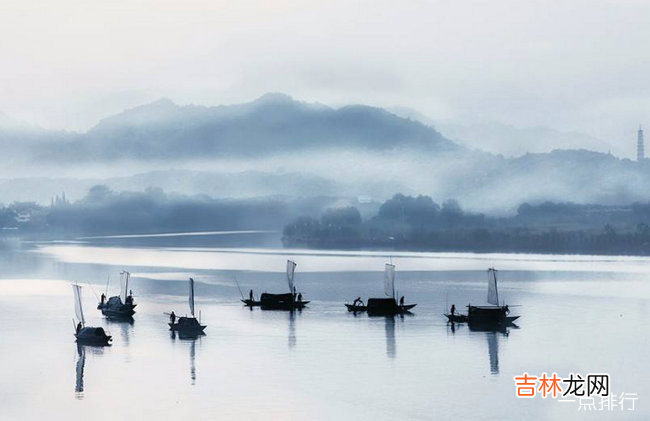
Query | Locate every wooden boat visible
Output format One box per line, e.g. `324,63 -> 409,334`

75,326 -> 112,345
466,268 -> 520,325
169,278 -> 207,333
72,283 -> 112,346
347,263 -> 416,316
256,260 -> 308,311
97,271 -> 136,318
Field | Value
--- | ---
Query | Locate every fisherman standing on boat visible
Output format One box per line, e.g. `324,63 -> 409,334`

451,304 -> 456,316
400,296 -> 405,306
169,311 -> 176,325
249,289 -> 253,302
100,293 -> 106,305
297,293 -> 302,302
76,322 -> 82,334
353,296 -> 362,307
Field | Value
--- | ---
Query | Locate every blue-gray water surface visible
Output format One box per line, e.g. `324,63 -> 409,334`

0,231 -> 647,420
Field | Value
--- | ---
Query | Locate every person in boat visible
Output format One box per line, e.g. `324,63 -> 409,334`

352,296 -> 362,307
399,296 -> 405,306
100,293 -> 106,305
451,304 -> 456,316
249,289 -> 253,302
76,322 -> 82,334
504,305 -> 510,314
297,293 -> 302,302
169,311 -> 176,325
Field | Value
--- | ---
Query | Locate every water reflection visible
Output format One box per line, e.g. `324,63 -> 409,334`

75,344 -> 85,398
74,343 -> 106,398
486,332 -> 499,374
468,323 -> 519,375
385,316 -> 396,358
170,331 -> 203,385
106,317 -> 134,345
288,311 -> 296,349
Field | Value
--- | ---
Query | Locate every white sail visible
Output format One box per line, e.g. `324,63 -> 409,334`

189,277 -> 195,317
119,270 -> 129,303
487,268 -> 499,305
286,260 -> 297,293
72,283 -> 85,325
384,263 -> 395,298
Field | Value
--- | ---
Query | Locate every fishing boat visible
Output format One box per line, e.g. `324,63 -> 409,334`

446,268 -> 520,325
97,271 -> 136,318
347,263 -> 416,315
169,277 -> 206,334
258,260 -> 309,310
72,283 -> 112,345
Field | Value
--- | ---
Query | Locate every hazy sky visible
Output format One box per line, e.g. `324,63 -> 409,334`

1,0 -> 649,156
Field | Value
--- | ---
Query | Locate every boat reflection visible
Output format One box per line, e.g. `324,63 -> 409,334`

288,310 -> 296,349
75,344 -> 85,398
170,330 -> 204,385
469,322 -> 519,375
385,316 -> 396,358
74,343 -> 106,398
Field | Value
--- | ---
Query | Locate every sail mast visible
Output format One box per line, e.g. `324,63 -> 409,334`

384,263 -> 395,299
286,260 -> 297,293
72,283 -> 85,326
189,277 -> 195,317
487,268 -> 499,306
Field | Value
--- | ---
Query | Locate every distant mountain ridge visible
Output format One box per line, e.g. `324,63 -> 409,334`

40,93 -> 458,160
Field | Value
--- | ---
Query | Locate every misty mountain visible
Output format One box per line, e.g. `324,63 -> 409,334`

388,106 -> 614,157
41,93 -> 458,160
436,121 -> 615,157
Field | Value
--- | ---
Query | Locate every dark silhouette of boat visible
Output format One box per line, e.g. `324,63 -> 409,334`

249,260 -> 308,310
75,326 -> 112,345
97,271 -> 136,318
72,283 -> 112,346
444,268 -> 520,326
345,263 -> 416,315
169,277 -> 206,334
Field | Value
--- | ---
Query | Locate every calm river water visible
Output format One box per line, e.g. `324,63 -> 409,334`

0,231 -> 647,420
